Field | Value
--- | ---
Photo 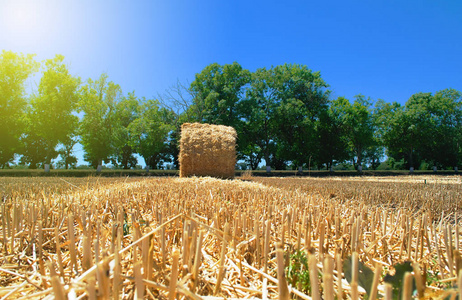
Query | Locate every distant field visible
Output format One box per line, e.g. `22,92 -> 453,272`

1,175 -> 461,299
0,168 -> 460,178
0,168 -> 178,177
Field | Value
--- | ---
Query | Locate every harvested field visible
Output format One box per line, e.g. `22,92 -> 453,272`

1,176 -> 461,299
0,177 -> 141,198
253,176 -> 462,221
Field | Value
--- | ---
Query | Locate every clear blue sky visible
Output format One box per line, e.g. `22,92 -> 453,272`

1,0 -> 461,166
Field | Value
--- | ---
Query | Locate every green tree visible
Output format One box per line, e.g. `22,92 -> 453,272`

242,67 -> 279,170
21,55 -> 80,168
405,92 -> 435,169
405,90 -> 462,169
377,100 -> 418,169
0,51 -> 38,168
241,64 -> 329,170
128,99 -> 175,169
113,92 -> 140,169
189,62 -> 251,127
363,100 -> 386,169
79,74 -> 122,168
270,64 -> 329,169
427,89 -> 461,168
377,89 -> 462,170
317,106 -> 349,169
56,135 -> 78,169
331,95 -> 375,170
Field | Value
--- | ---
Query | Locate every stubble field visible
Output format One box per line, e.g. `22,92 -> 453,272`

0,175 -> 461,299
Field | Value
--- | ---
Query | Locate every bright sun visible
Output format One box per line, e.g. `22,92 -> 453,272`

2,0 -> 58,46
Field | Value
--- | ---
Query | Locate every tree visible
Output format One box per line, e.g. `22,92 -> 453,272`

113,92 -> 140,169
404,92 -> 436,168
270,64 -> 330,169
317,106 -> 349,169
21,55 -> 80,168
56,135 -> 78,169
376,89 -> 462,170
331,95 -> 375,170
128,99 -> 175,169
79,74 -> 122,168
242,67 -> 279,170
377,100 -> 418,169
427,89 -> 462,168
405,89 -> 462,169
0,51 -> 38,168
364,100 -> 386,169
241,64 -> 330,170
189,62 -> 251,127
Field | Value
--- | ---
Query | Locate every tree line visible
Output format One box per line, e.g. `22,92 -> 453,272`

1,50 -> 461,171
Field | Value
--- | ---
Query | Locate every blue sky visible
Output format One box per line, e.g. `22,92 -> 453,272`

1,0 -> 461,166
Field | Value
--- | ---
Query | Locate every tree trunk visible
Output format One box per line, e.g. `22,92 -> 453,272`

356,147 -> 362,171
265,149 -> 270,173
96,159 -> 102,173
251,159 -> 259,171
65,148 -> 71,169
409,145 -> 414,169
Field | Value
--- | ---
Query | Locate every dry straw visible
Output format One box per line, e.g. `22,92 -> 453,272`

179,123 -> 237,179
1,175 -> 462,299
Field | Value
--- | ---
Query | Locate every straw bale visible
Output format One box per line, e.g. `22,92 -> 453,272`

179,123 -> 237,179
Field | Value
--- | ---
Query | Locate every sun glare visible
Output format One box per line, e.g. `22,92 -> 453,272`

2,0 -> 58,46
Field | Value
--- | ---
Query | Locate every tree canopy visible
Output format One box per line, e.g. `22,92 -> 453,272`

79,73 -> 122,168
21,55 -> 81,168
1,52 -> 461,171
0,51 -> 38,168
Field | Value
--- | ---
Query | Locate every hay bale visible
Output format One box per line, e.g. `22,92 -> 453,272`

179,123 -> 237,179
